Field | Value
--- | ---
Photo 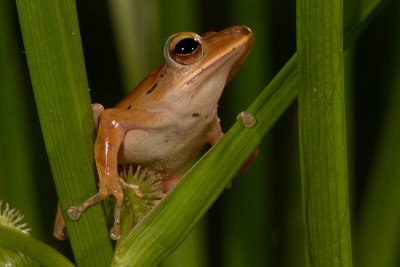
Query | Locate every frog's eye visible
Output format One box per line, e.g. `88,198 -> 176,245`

165,33 -> 203,65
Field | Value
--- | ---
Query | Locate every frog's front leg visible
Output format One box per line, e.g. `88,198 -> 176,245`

68,108 -> 160,240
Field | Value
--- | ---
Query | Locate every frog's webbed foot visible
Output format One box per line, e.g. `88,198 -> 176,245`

68,175 -> 143,240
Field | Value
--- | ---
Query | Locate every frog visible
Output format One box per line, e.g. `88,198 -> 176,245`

54,25 -> 254,240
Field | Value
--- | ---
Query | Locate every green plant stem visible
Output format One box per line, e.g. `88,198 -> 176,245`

15,1 -> 113,266
0,224 -> 74,267
297,0 -> 352,266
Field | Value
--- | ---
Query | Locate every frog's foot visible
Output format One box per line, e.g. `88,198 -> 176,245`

68,176 -> 143,240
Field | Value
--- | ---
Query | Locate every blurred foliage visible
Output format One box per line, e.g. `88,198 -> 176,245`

0,0 -> 399,266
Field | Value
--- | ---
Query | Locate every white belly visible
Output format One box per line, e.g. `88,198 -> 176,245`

117,116 -> 214,174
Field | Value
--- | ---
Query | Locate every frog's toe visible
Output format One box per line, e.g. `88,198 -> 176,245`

109,224 -> 121,240
68,206 -> 83,220
67,191 -> 108,221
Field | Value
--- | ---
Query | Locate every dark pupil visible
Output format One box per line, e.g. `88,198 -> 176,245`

174,38 -> 199,55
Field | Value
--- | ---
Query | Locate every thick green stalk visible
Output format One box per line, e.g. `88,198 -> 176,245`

16,1 -> 113,266
297,0 -> 352,266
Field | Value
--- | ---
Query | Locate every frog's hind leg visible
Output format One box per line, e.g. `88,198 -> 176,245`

68,175 -> 142,240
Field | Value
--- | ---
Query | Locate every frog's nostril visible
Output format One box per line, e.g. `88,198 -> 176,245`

241,26 -> 252,36
231,25 -> 253,37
